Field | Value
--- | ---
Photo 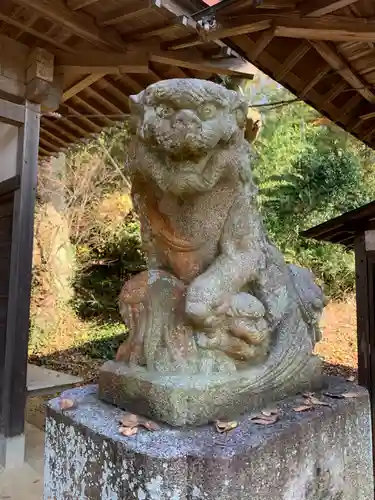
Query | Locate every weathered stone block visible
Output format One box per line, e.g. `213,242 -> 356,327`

44,378 -> 373,500
99,358 -> 323,426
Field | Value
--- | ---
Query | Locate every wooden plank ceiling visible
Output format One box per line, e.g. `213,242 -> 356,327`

1,0 -> 375,155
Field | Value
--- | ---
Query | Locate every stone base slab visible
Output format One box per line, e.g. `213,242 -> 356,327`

44,378 -> 373,500
98,359 -> 323,426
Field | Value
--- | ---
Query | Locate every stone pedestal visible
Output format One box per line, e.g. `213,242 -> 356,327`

44,379 -> 373,500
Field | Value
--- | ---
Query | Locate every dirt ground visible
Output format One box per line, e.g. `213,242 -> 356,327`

31,297 -> 358,383
316,295 -> 357,380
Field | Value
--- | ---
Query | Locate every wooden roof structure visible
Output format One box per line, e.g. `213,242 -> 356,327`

0,0 -> 256,157
2,0 -> 375,156
302,199 -> 375,248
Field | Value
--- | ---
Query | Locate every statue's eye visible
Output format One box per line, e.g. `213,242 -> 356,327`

199,103 -> 216,120
156,105 -> 174,119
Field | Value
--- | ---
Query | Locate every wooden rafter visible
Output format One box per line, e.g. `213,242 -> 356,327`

39,135 -> 61,153
149,49 -> 255,77
321,81 -> 347,105
61,102 -> 102,133
299,64 -> 330,98
41,118 -> 79,143
310,41 -> 375,104
204,14 -> 375,43
301,0 -> 361,17
67,0 -> 99,10
338,93 -> 362,123
249,28 -> 275,60
85,86 -> 126,116
97,0 -> 161,26
126,15 -> 192,41
0,11 -> 75,52
40,127 -> 69,148
62,74 -> 106,102
56,51 -> 149,74
119,75 -> 144,93
100,78 -> 132,109
71,95 -> 115,127
11,0 -> 125,50
200,17 -> 272,41
274,16 -> 375,42
163,34 -> 203,51
275,43 -> 310,80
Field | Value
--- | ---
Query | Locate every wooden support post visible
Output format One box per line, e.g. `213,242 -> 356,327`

354,233 -> 375,492
0,99 -> 40,468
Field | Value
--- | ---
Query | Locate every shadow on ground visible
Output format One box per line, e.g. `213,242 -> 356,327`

321,360 -> 357,381
30,332 -> 358,385
29,331 -> 127,383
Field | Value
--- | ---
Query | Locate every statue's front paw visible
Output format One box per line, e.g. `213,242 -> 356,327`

185,300 -> 212,326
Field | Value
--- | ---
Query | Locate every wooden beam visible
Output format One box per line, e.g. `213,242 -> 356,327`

12,0 -> 126,50
275,43 -> 310,80
39,136 -> 61,153
321,81 -> 347,105
0,98 -> 25,126
40,127 -> 69,148
301,0 -> 361,17
97,0 -> 161,26
274,15 -> 375,42
85,86 -> 126,116
56,51 -> 149,74
39,146 -> 52,157
163,34 -> 203,51
149,49 -> 255,77
67,0 -> 99,10
126,15 -> 192,41
338,93 -> 362,124
310,41 -> 375,104
207,14 -> 375,43
0,11 -> 75,53
359,110 -> 375,121
62,74 -> 106,102
71,95 -> 115,126
118,75 -> 144,93
201,0 -> 295,20
41,118 -> 79,143
299,64 -> 330,98
199,17 -> 272,41
61,103 -> 101,133
249,28 -> 275,60
100,78 -> 132,110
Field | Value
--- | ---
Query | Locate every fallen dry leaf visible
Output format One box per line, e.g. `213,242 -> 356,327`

342,391 -> 362,399
251,413 -> 279,425
119,412 -> 140,427
139,420 -> 160,431
261,408 -> 279,417
302,392 -> 315,398
119,426 -> 138,437
293,405 -> 314,412
307,396 -> 331,407
118,412 -> 160,433
215,420 -> 238,433
59,398 -> 75,410
323,392 -> 344,399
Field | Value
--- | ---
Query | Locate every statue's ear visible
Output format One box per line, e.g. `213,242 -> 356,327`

235,103 -> 248,129
129,92 -> 143,116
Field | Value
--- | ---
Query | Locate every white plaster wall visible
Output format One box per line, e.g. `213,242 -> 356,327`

0,122 -> 18,182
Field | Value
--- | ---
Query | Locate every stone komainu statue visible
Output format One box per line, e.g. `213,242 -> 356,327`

114,78 -> 326,402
